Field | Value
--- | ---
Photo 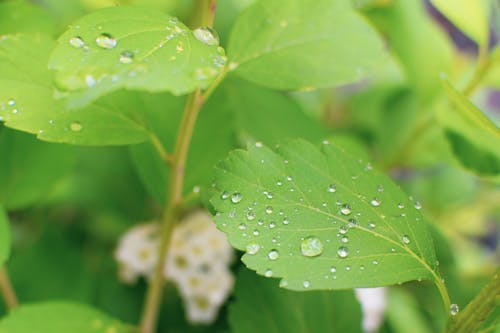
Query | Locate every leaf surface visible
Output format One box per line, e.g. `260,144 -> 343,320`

0,206 -> 10,266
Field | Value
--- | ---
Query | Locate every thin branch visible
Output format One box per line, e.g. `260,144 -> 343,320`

0,266 -> 18,311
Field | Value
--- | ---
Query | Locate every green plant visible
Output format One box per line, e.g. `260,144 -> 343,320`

0,0 -> 499,333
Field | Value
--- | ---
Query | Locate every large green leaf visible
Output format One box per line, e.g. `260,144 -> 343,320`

49,6 -> 226,108
430,0 -> 491,46
0,302 -> 134,333
0,206 -> 10,266
0,1 -> 56,36
362,0 -> 453,102
437,78 -> 500,176
227,0 -> 386,90
229,268 -> 363,333
0,33 -> 182,146
211,139 -> 438,290
0,129 -> 75,210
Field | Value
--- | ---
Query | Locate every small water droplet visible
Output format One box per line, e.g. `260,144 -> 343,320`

221,191 -> 230,199
341,236 -> 349,243
337,246 -> 349,258
414,201 -> 422,210
95,33 -> 117,49
193,26 -> 219,46
238,223 -> 246,230
268,249 -> 279,260
330,266 -> 336,273
246,242 -> 260,255
301,236 -> 323,257
340,204 -> 352,216
70,121 -> 82,132
372,260 -> 378,265
302,280 -> 310,288
327,184 -> 337,193
370,198 -> 381,207
377,185 -> 384,192
246,211 -> 256,221
265,206 -> 273,214
348,218 -> 357,228
7,99 -> 15,106
286,176 -> 292,181
231,192 -> 243,203
345,266 -> 351,271
397,203 -> 405,209
253,229 -> 260,236
264,269 -> 273,277
339,225 -> 348,234
269,221 -> 276,229
279,279 -> 288,287
119,50 -> 134,64
402,235 -> 411,244
450,304 -> 459,316
69,36 -> 85,48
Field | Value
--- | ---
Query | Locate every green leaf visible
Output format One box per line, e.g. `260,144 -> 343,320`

0,33 -> 183,146
0,206 -> 10,266
227,0 -> 386,90
430,0 -> 491,46
386,289 -> 434,333
49,6 -> 226,108
229,268 -> 363,333
362,0 -> 454,102
0,302 -> 134,333
437,78 -> 500,176
0,129 -> 75,210
211,139 -> 438,290
0,1 -> 56,36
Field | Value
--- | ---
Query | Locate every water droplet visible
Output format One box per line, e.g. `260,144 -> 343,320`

246,211 -> 256,221
282,217 -> 289,225
348,218 -> 357,228
69,36 -> 85,48
231,192 -> 243,203
221,191 -> 230,199
193,26 -> 219,46
264,269 -> 273,277
345,266 -> 351,271
301,237 -> 323,257
341,236 -> 349,243
238,223 -> 246,230
70,121 -> 82,132
302,280 -> 310,288
265,206 -> 273,214
95,33 -> 117,49
370,198 -> 381,207
7,99 -> 15,106
279,279 -> 288,287
253,229 -> 260,236
276,181 -> 283,186
264,191 -> 274,199
414,201 -> 422,210
340,204 -> 352,216
269,221 -> 276,229
339,225 -> 348,234
330,266 -> 337,273
268,249 -> 279,260
377,185 -> 384,192
368,222 -> 376,228
119,50 -> 134,64
257,219 -> 264,226
402,235 -> 411,244
246,242 -> 260,255
372,260 -> 378,265
450,304 -> 459,316
397,203 -> 405,209
286,176 -> 292,181
337,246 -> 349,258
255,141 -> 263,148
327,184 -> 337,193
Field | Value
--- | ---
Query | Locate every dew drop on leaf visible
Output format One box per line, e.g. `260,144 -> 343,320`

192,26 -> 220,46
231,192 -> 243,203
264,269 -> 273,277
302,280 -> 310,288
246,211 -> 256,221
70,121 -> 83,132
268,249 -> 279,260
450,304 -> 459,316
340,204 -> 352,216
119,51 -> 134,64
69,36 -> 85,48
339,225 -> 348,234
7,99 -> 16,106
330,266 -> 337,273
327,184 -> 337,193
246,242 -> 260,255
370,198 -> 381,207
221,191 -> 230,200
414,201 -> 422,210
402,235 -> 411,244
300,236 -> 323,257
337,246 -> 349,258
341,236 -> 349,243
95,33 -> 117,49
265,206 -> 273,214
238,223 -> 246,230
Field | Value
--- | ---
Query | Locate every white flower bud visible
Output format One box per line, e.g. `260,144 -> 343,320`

355,287 -> 387,333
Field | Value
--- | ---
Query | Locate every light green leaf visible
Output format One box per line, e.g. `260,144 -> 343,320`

437,78 -> 500,176
0,206 -> 10,266
362,0 -> 454,102
49,6 -> 226,108
0,129 -> 75,210
0,1 -> 56,36
229,268 -> 363,333
211,139 -> 438,291
227,0 -> 386,90
430,0 -> 491,46
0,302 -> 134,333
0,33 -> 183,146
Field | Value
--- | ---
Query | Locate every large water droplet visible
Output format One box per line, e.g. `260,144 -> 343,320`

300,237 -> 323,257
95,33 -> 117,49
246,242 -> 260,255
119,51 -> 134,64
327,184 -> 337,193
450,304 -> 459,316
337,246 -> 349,258
70,121 -> 82,132
402,235 -> 411,244
231,192 -> 243,203
268,249 -> 279,260
193,27 -> 219,46
340,204 -> 352,216
69,36 -> 85,48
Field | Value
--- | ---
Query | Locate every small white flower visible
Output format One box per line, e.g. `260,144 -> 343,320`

184,295 -> 220,324
355,287 -> 387,333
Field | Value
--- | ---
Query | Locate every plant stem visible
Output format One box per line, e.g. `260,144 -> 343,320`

0,266 -> 18,311
446,268 -> 500,333
463,42 -> 491,97
138,1 -> 218,332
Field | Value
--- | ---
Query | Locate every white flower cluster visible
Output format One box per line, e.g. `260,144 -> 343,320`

114,210 -> 234,324
355,287 -> 387,333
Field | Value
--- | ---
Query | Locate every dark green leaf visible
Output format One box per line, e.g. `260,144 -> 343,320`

0,302 -> 134,333
0,206 -> 10,266
229,268 -> 363,333
49,6 -> 226,108
227,0 -> 386,90
211,139 -> 438,290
